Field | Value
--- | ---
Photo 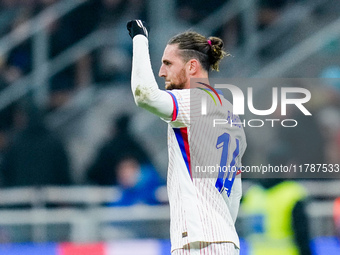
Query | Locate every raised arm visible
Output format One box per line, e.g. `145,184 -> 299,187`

127,20 -> 173,120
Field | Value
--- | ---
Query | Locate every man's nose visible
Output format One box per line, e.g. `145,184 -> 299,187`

159,64 -> 166,77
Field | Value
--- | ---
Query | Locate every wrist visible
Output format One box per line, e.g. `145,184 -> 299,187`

133,34 -> 149,45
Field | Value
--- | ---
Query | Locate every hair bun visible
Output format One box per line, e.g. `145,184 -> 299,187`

207,36 -> 227,71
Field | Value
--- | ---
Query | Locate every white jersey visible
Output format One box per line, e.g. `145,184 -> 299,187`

162,88 -> 246,252
130,35 -> 246,253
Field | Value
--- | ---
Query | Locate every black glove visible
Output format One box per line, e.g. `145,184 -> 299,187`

127,20 -> 148,39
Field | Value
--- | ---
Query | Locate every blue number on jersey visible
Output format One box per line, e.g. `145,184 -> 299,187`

215,132 -> 240,197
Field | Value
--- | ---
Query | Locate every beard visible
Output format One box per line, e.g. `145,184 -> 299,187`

165,82 -> 186,90
165,68 -> 187,90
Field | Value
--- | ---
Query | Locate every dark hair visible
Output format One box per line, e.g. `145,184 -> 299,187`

167,31 -> 228,72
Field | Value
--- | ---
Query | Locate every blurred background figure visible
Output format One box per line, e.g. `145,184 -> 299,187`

86,113 -> 153,185
241,178 -> 311,255
334,197 -> 340,240
40,0 -> 99,111
268,106 -> 326,173
0,102 -> 72,187
318,66 -> 340,165
258,0 -> 290,30
111,156 -> 164,206
0,75 -> 16,160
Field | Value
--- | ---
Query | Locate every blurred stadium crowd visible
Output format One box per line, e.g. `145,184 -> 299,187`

0,0 -> 326,186
0,0 -> 338,253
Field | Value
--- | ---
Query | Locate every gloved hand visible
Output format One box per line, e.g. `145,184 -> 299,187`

127,20 -> 148,39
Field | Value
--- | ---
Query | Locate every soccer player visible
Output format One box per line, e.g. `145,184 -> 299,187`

127,20 -> 247,255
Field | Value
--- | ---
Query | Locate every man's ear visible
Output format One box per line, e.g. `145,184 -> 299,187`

187,59 -> 199,75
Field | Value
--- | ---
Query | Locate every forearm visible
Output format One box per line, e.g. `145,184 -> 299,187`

131,35 -> 173,119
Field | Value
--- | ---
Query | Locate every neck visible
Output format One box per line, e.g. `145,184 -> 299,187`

187,70 -> 209,89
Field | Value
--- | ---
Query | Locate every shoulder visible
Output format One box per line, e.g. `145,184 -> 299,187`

166,89 -> 191,98
167,88 -> 207,103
